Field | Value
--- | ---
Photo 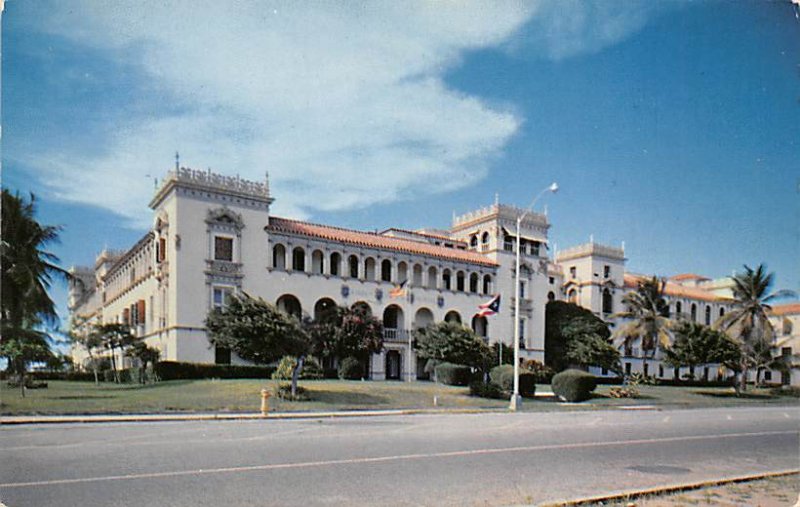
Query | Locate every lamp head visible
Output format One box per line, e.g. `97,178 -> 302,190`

549,182 -> 559,194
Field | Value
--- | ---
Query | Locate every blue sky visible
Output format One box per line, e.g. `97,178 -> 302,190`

3,0 -> 799,329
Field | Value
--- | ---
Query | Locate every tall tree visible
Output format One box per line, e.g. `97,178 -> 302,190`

1,190 -> 70,394
561,318 -> 621,373
545,301 -> 617,372
93,323 -> 135,383
206,293 -> 309,396
307,305 -> 384,372
613,276 -> 672,376
68,324 -> 103,385
414,322 -> 493,373
663,321 -> 741,380
715,264 -> 795,392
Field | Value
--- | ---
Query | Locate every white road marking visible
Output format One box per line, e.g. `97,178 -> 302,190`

1,430 -> 795,489
662,416 -> 671,423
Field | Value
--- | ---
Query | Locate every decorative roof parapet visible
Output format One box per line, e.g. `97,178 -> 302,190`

150,167 -> 272,208
556,242 -> 626,262
452,203 -> 548,230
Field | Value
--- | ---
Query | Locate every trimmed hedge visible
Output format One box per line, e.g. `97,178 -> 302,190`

468,380 -> 507,399
338,357 -> 363,380
434,362 -> 472,386
26,371 -> 97,382
154,361 -> 275,381
552,369 -> 597,402
489,365 -> 537,397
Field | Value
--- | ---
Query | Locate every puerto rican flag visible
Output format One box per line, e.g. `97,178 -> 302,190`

476,294 -> 501,317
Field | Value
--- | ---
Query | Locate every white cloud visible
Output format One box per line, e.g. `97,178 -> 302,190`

14,1 -> 663,227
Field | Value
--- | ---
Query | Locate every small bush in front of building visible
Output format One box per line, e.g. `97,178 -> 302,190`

272,356 -> 297,381
489,365 -> 537,397
338,356 -> 363,380
468,380 -> 507,399
434,362 -> 472,386
608,386 -> 640,398
552,369 -> 597,402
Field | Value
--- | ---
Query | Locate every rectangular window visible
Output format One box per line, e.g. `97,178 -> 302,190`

518,319 -> 526,349
570,266 -> 577,279
604,265 -> 610,278
764,370 -> 772,381
625,363 -> 632,375
213,287 -> 233,310
658,365 -> 664,377
782,347 -> 792,357
531,241 -> 540,257
214,236 -> 234,262
519,281 -> 526,299
601,368 -> 608,376
158,237 -> 167,262
549,276 -> 555,285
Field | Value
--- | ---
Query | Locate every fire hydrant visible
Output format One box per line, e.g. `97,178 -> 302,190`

260,389 -> 271,416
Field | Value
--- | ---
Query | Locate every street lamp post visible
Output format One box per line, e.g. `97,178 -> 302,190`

510,182 -> 559,411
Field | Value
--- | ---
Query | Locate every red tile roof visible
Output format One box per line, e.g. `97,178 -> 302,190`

771,303 -> 800,316
669,273 -> 710,281
268,217 -> 497,267
624,273 -> 729,302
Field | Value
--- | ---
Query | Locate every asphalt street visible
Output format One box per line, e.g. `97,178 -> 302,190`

1,406 -> 798,506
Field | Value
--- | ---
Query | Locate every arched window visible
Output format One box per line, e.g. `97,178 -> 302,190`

676,301 -> 683,319
442,269 -> 452,290
412,264 -> 423,286
482,274 -> 492,295
313,298 -> 337,321
547,291 -> 555,302
719,307 -> 725,318
456,271 -> 465,291
470,235 -> 478,248
503,234 -> 513,251
481,232 -> 490,247
568,289 -> 578,304
471,315 -> 488,338
311,250 -> 324,275
330,252 -> 341,276
705,305 -> 711,325
691,303 -> 697,322
444,310 -> 461,324
348,255 -> 359,278
602,289 -> 613,314
272,244 -> 286,270
397,261 -> 408,284
277,294 -> 302,319
427,266 -> 437,289
364,257 -> 376,281
381,259 -> 392,282
469,273 -> 479,293
292,247 -> 305,271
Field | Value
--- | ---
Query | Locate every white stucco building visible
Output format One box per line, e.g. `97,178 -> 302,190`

70,167 -> 553,380
69,167 -> 798,385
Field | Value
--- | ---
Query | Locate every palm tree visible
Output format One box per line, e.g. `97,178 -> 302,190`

613,276 -> 672,378
715,264 -> 795,393
1,190 -> 70,394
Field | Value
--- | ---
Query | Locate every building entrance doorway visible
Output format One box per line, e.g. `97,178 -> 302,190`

385,350 -> 401,380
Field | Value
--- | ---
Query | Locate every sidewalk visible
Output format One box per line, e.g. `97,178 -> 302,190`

0,407 -> 508,425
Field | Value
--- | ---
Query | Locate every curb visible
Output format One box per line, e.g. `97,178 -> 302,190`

538,469 -> 800,506
0,407 -> 504,426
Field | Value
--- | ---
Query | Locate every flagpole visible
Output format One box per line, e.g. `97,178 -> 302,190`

510,182 -> 558,412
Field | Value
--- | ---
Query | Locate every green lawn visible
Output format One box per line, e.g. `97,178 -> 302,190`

0,380 -> 795,416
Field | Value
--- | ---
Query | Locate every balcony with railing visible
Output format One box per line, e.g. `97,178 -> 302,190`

383,328 -> 410,343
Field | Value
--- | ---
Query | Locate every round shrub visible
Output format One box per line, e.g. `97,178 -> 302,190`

434,362 -> 472,386
338,356 -> 363,380
489,364 -> 537,397
552,369 -> 597,402
272,356 -> 297,381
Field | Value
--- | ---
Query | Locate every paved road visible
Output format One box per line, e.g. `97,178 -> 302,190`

1,406 -> 798,506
